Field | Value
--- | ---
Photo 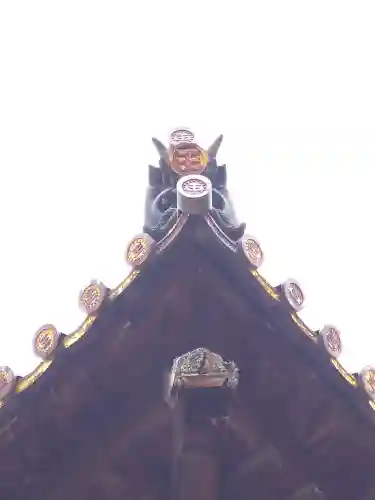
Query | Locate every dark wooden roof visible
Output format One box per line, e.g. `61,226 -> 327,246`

0,212 -> 375,500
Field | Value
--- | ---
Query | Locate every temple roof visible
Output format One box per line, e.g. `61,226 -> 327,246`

1,211 -> 375,418
1,130 -> 374,419
0,130 -> 375,500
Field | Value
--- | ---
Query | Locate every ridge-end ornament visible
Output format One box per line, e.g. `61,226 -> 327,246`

281,279 -> 305,311
126,234 -> 155,267
79,281 -> 109,315
360,366 -> 375,400
33,324 -> 61,359
319,325 -> 342,358
240,235 -> 264,268
0,366 -> 16,400
168,128 -> 208,175
177,175 -> 212,214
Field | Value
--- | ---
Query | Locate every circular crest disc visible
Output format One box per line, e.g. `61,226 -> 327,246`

177,175 -> 212,214
79,281 -> 108,314
0,366 -> 16,400
360,366 -> 375,399
126,234 -> 154,267
170,128 -> 195,146
320,325 -> 342,358
34,324 -> 60,359
169,144 -> 208,175
241,236 -> 264,268
282,279 -> 305,311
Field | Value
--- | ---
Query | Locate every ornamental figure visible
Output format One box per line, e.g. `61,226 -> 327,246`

166,347 -> 239,407
145,130 -> 246,241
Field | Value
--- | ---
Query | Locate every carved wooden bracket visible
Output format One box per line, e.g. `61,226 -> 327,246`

166,347 -> 239,410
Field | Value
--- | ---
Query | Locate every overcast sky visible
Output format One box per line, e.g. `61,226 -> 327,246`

0,1 -> 374,375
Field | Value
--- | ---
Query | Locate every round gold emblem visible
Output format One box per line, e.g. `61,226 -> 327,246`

242,236 -> 264,268
79,281 -> 108,314
126,234 -> 154,267
320,325 -> 342,358
283,279 -> 305,311
34,324 -> 60,359
0,366 -> 16,399
360,367 -> 375,399
169,144 -> 208,175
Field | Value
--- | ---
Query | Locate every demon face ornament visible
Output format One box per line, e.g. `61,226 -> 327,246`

168,128 -> 209,176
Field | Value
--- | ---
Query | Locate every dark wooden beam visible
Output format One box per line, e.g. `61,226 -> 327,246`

51,402 -> 169,500
290,484 -> 326,500
222,402 -> 321,500
362,488 -> 375,500
172,421 -> 219,500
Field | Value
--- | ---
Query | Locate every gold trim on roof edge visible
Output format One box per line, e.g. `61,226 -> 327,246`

0,269 -> 140,408
0,235 -> 370,419
63,315 -> 98,348
250,269 -> 361,393
109,270 -> 140,300
331,359 -> 358,387
250,269 -> 280,301
16,360 -> 53,393
291,313 -> 318,342
0,215 -> 195,408
64,270 -> 140,348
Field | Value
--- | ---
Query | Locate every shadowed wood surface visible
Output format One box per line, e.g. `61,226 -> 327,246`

0,232 -> 374,500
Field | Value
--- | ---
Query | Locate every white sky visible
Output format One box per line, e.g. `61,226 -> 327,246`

0,1 -> 374,375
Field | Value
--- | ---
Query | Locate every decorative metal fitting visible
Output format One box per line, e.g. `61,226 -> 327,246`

240,235 -> 264,268
167,347 -> 239,402
168,128 -> 209,176
169,143 -> 209,175
319,325 -> 342,358
79,280 -> 109,315
169,127 -> 195,147
281,279 -> 305,311
33,324 -> 61,359
125,233 -> 155,267
0,366 -> 16,400
177,175 -> 212,214
360,366 -> 375,400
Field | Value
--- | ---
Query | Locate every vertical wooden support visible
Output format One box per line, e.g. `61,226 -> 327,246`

173,415 -> 219,500
166,347 -> 239,500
